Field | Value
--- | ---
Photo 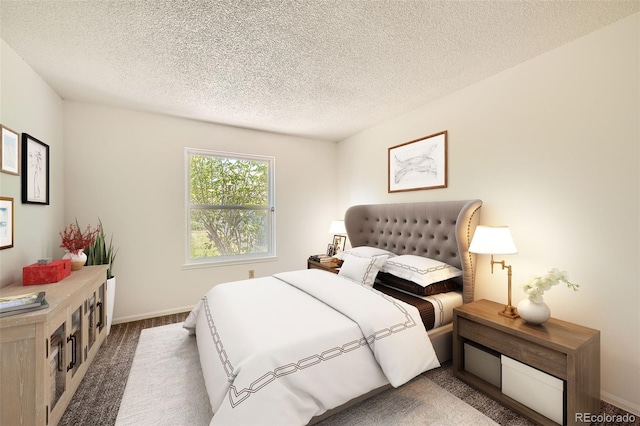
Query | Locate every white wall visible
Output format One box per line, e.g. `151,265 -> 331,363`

0,40 -> 65,287
62,102 -> 338,322
336,13 -> 639,414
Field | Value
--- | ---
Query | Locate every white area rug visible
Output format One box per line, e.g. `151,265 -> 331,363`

115,323 -> 212,426
314,375 -> 498,426
116,323 -> 498,426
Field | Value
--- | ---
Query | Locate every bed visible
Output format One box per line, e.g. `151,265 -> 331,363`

184,199 -> 482,426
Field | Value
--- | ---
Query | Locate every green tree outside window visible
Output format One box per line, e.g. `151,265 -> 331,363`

187,149 -> 275,263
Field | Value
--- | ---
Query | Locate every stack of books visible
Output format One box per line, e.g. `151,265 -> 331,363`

309,254 -> 336,263
0,291 -> 49,318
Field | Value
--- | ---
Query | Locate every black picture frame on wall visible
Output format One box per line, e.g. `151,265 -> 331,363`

21,133 -> 49,205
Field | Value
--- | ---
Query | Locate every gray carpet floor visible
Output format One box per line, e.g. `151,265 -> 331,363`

59,313 -> 190,426
60,313 -> 637,426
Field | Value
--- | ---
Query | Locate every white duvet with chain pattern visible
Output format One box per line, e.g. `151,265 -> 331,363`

184,268 -> 440,426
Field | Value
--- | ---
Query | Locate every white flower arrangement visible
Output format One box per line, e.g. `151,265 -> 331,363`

523,268 -> 579,303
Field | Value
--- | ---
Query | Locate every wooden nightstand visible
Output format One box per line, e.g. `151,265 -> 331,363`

307,258 -> 341,274
453,299 -> 600,426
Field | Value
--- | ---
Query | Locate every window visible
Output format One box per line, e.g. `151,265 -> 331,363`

185,148 -> 275,265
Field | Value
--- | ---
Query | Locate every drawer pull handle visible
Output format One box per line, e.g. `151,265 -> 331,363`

67,335 -> 76,371
96,302 -> 103,328
57,341 -> 64,372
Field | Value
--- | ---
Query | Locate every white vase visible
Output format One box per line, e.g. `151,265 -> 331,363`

106,276 -> 116,335
63,249 -> 87,271
517,298 -> 551,325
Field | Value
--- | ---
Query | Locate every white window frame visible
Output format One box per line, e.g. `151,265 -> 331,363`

184,148 -> 276,267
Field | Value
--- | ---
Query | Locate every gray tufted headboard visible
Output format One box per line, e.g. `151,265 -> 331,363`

344,200 -> 482,303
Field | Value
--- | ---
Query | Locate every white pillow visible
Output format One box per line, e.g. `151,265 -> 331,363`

338,253 -> 388,287
381,254 -> 462,287
335,246 -> 395,260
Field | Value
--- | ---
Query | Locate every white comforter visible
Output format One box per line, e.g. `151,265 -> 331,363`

184,269 -> 440,426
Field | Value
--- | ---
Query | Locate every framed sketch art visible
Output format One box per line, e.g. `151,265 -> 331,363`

0,197 -> 14,249
21,133 -> 50,205
388,130 -> 448,193
1,125 -> 20,175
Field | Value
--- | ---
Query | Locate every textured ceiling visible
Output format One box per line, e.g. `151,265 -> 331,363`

1,1 -> 638,141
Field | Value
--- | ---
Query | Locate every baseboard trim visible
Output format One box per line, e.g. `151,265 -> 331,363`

112,306 -> 193,325
601,391 -> 640,417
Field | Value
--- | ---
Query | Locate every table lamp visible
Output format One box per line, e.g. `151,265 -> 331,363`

469,225 -> 519,318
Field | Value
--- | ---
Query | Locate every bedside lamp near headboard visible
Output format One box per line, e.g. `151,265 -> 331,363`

469,225 -> 519,319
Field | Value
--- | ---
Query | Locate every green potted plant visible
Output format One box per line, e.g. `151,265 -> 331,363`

86,219 -> 119,334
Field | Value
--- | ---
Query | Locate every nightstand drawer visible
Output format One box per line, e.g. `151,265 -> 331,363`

458,317 -> 567,379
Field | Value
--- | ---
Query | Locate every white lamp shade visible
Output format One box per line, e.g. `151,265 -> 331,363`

329,220 -> 346,234
469,226 -> 517,255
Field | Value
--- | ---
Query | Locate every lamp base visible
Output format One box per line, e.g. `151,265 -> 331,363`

499,305 -> 519,319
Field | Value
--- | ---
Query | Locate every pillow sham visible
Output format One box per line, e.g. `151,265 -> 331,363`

381,254 -> 462,287
376,271 -> 459,296
334,246 -> 395,260
338,253 -> 388,287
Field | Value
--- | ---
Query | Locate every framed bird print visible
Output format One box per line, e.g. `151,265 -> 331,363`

388,130 -> 447,193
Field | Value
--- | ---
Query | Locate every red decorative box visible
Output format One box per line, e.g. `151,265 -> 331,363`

23,259 -> 72,285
